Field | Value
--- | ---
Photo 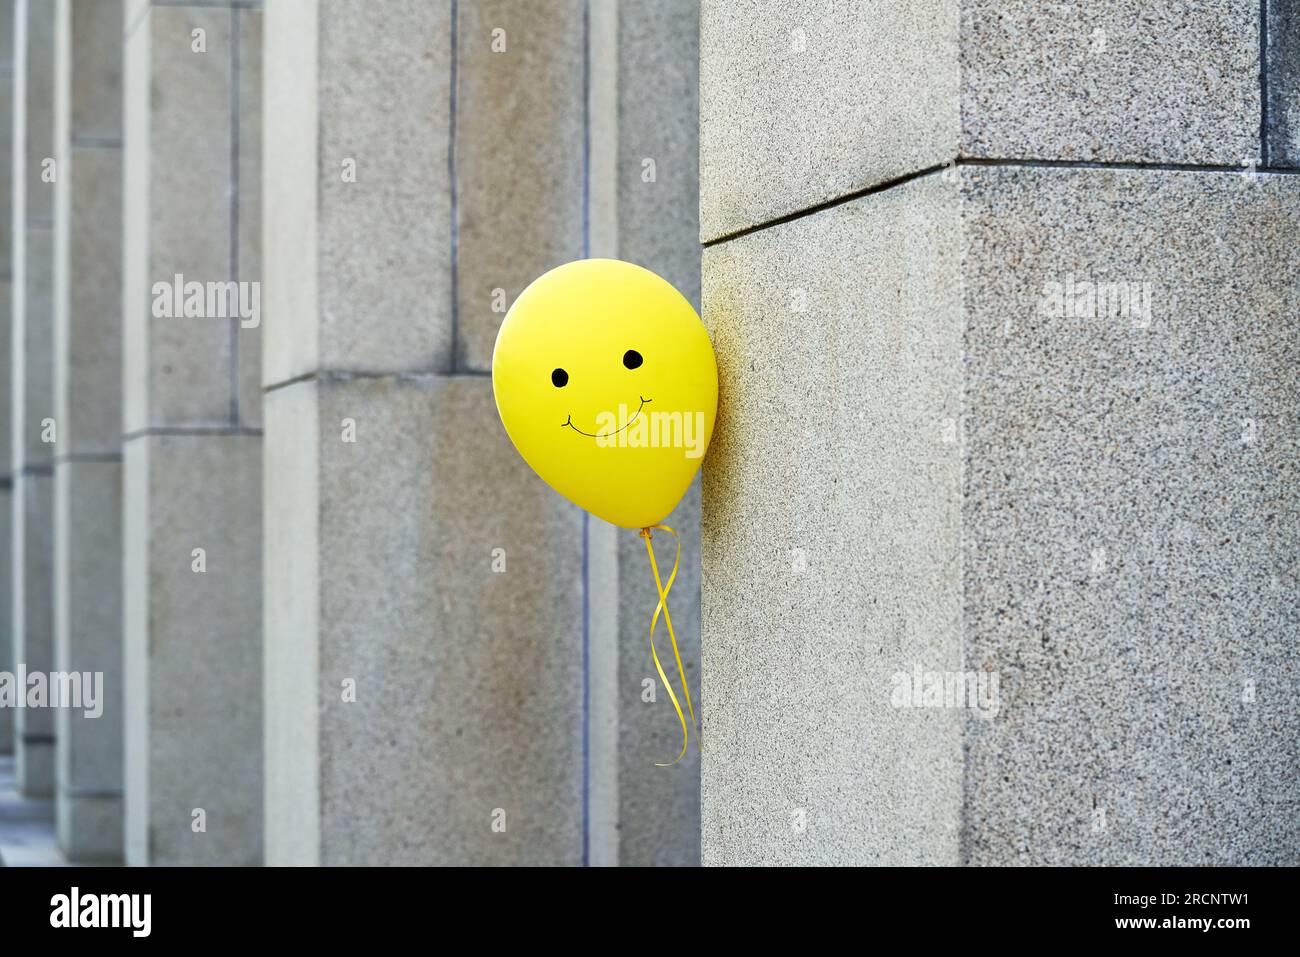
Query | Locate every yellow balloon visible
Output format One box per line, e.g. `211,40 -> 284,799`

492,259 -> 718,529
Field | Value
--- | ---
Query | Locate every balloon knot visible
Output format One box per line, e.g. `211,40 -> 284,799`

639,527 -> 652,540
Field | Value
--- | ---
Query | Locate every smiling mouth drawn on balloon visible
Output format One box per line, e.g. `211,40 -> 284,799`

562,396 -> 652,438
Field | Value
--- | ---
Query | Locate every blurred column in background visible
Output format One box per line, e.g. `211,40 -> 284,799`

0,0 -> 14,759
51,0 -> 123,863
121,0 -> 263,865
263,0 -> 701,865
699,0 -> 1300,865
10,0 -> 57,798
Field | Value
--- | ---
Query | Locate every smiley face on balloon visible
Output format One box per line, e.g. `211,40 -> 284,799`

492,259 -> 718,529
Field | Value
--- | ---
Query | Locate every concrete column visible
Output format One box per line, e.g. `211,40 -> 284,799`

10,0 -> 57,797
51,0 -> 124,862
700,1 -> 1299,865
122,0 -> 262,865
0,0 -> 15,758
264,0 -> 703,865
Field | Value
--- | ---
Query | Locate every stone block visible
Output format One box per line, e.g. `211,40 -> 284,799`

55,792 -> 122,862
19,225 -> 53,467
263,375 -> 585,864
59,146 -> 121,454
959,165 -> 1299,864
69,0 -> 122,142
700,0 -> 959,240
618,0 -> 701,309
960,1 -> 1259,167
701,173 -> 964,864
126,7 -> 234,430
0,278 -> 10,466
454,0 -> 584,371
0,0 -> 11,67
700,0 -> 1261,240
263,0 -> 452,388
53,459 -> 123,860
123,434 -> 262,866
0,73 -> 12,269
14,472 -> 56,797
700,164 -> 1300,864
0,482 -> 11,754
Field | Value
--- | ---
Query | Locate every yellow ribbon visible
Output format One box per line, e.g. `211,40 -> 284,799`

639,524 -> 699,767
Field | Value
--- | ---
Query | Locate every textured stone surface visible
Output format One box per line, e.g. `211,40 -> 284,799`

263,0 -> 451,386
700,164 -> 1300,865
59,145 -> 121,453
261,377 -> 319,866
264,376 -> 584,865
701,175 -> 964,864
1266,0 -> 1300,166
700,1 -> 1262,240
1,0 -> 16,759
51,0 -> 126,863
699,0 -> 959,241
8,0 -> 55,797
618,0 -> 701,308
53,461 -> 123,858
960,1 -> 1259,166
119,0 -> 147,431
55,793 -> 122,863
0,72 -> 11,272
123,434 -> 262,866
262,0 -> 705,866
22,0 -> 54,223
69,0 -> 121,142
0,754 -> 64,866
959,166 -> 1300,865
235,6 -> 262,428
19,227 -> 53,466
14,474 -> 56,797
260,0 -> 314,387
0,483 -> 11,754
124,7 -> 234,431
455,0 -> 584,371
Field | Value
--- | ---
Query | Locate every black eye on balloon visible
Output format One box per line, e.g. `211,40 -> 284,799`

551,368 -> 568,388
623,349 -> 643,370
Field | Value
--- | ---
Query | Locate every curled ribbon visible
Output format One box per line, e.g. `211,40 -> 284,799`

639,524 -> 699,767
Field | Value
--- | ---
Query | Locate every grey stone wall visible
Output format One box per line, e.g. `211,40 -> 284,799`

263,0 -> 703,866
2,0 -> 706,867
121,0 -> 263,866
10,0 -> 57,797
52,0 -> 124,863
700,0 -> 1300,865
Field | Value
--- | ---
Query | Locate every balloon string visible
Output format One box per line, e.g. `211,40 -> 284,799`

640,524 -> 698,767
